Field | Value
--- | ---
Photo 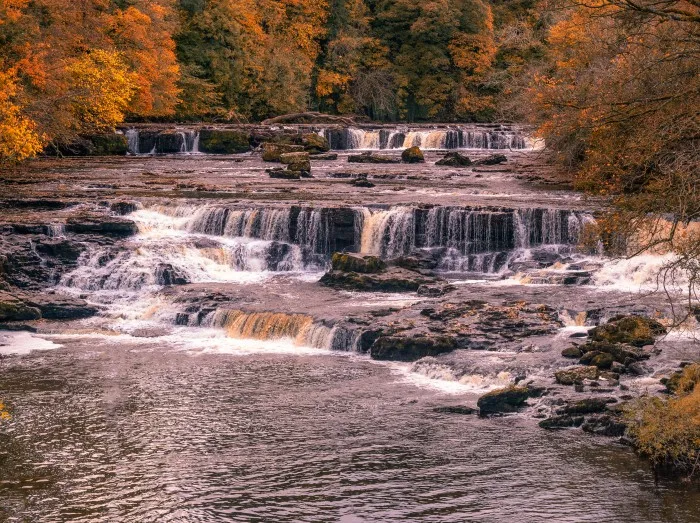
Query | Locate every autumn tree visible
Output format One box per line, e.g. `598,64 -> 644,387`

524,0 -> 700,312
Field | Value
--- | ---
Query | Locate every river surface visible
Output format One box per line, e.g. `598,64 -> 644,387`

0,335 -> 698,523
1,133 -> 698,521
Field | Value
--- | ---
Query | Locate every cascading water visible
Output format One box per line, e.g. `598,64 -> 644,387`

323,126 -> 529,151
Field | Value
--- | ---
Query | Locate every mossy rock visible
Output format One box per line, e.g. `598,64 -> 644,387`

280,152 -> 311,172
199,129 -> 251,154
555,366 -> 599,385
0,293 -> 41,321
319,267 -> 436,292
589,315 -> 666,347
330,253 -> 386,274
370,335 -> 457,361
577,340 -> 647,363
348,152 -> 399,164
262,143 -> 305,162
302,133 -> 330,153
663,364 -> 700,394
562,346 -> 583,358
401,146 -> 425,164
477,386 -> 530,415
90,134 -> 129,155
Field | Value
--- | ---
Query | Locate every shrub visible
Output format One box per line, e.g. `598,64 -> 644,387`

626,364 -> 700,480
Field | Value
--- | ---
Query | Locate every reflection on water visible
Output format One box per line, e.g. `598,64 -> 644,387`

0,339 -> 698,523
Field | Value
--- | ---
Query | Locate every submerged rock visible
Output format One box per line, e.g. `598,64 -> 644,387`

539,415 -> 585,430
561,398 -> 616,415
370,335 -> 456,361
330,253 -> 386,274
477,386 -> 531,416
199,129 -> 251,154
435,152 -> 472,167
581,415 -> 627,437
401,146 -> 425,164
267,168 -> 301,180
348,152 -> 399,164
474,154 -> 507,166
433,405 -> 478,415
310,152 -> 338,160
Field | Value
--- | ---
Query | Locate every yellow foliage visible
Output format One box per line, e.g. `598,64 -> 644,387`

626,364 -> 700,477
66,50 -> 138,131
0,400 -> 10,421
0,69 -> 44,163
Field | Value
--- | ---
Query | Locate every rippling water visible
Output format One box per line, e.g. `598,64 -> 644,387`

0,338 -> 698,522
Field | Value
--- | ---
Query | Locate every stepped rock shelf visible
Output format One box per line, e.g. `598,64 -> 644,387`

1,131 -> 695,482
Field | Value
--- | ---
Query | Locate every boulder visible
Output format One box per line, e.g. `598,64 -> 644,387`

330,253 -> 386,274
436,152 -> 472,167
401,146 -> 425,164
198,129 -> 251,154
581,351 -> 615,369
589,315 -> 666,347
477,386 -> 531,416
110,201 -> 138,216
474,154 -> 507,166
280,152 -> 311,173
262,143 -> 305,162
555,366 -> 599,385
539,415 -> 585,430
370,335 -> 457,361
581,415 -> 627,437
348,152 -> 399,164
302,133 -> 330,153
577,340 -> 648,364
416,283 -> 455,297
319,266 -> 438,292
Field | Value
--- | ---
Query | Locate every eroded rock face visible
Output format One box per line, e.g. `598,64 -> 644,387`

267,168 -> 301,180
539,415 -> 585,430
0,291 -> 41,321
66,215 -> 138,237
370,335 -> 457,361
199,130 -> 251,154
280,152 -> 311,173
401,146 -> 425,164
0,290 -> 97,322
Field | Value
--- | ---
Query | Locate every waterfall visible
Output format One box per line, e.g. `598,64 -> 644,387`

126,129 -> 139,155
206,309 -> 361,350
295,209 -> 330,255
323,127 -> 529,151
360,207 -> 416,257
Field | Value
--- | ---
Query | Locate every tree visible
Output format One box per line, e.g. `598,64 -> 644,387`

524,0 -> 700,315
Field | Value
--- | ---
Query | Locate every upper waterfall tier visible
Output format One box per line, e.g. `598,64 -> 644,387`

121,124 -> 533,155
321,126 -> 530,150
